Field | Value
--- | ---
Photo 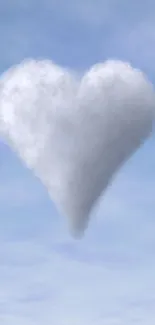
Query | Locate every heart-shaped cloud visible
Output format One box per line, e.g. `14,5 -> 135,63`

0,59 -> 154,237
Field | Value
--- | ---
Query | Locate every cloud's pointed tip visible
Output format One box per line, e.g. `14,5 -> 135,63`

67,214 -> 89,239
69,228 -> 85,240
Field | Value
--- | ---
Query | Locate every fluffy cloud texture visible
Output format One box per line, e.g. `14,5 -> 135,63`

0,59 -> 154,237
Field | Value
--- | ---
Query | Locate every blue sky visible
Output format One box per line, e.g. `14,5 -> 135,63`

0,0 -> 155,324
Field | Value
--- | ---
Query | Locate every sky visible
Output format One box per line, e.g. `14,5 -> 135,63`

0,0 -> 155,324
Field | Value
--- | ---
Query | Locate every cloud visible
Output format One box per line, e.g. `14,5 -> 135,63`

0,59 -> 154,237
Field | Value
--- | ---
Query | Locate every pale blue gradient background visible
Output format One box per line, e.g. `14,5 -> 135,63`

0,1 -> 155,324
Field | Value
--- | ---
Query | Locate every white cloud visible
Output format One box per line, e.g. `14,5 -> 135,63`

0,59 -> 154,237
